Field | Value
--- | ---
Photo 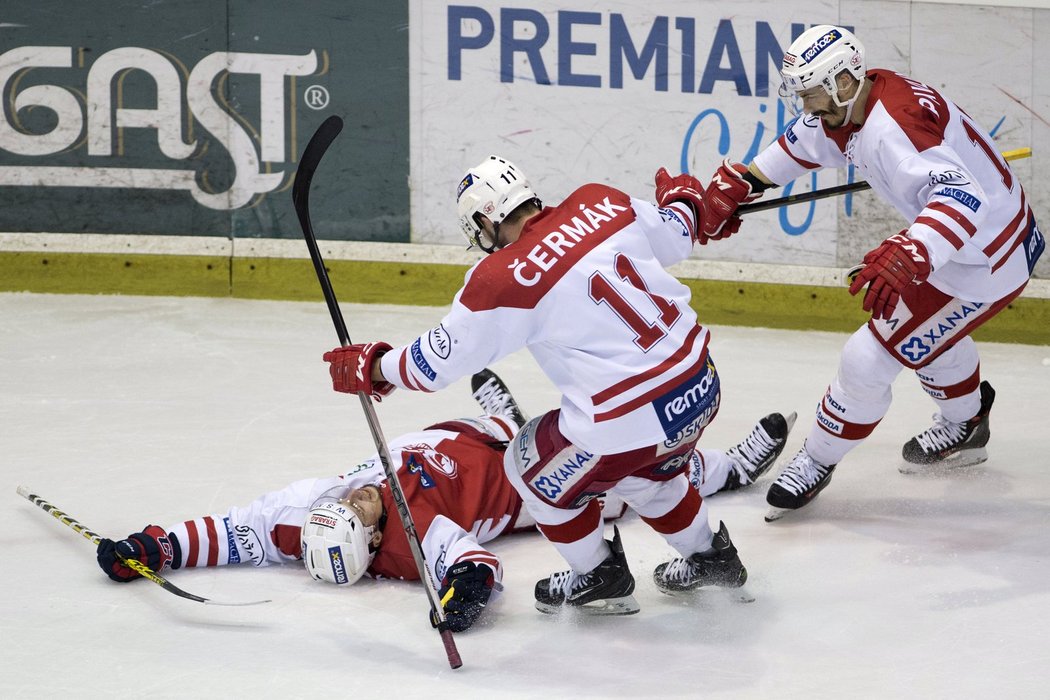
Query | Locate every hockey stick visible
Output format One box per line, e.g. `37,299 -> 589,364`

738,146 -> 1032,215
16,485 -> 271,607
291,115 -> 463,670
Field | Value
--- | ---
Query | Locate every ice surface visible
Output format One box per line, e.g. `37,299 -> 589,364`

2,293 -> 1049,699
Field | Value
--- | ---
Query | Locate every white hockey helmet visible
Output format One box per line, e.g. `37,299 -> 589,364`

779,25 -> 865,110
456,155 -> 541,253
301,486 -> 378,585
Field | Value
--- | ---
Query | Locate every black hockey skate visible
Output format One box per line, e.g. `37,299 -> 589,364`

765,446 -> 837,522
471,369 -> 528,430
900,381 -> 995,474
653,521 -> 747,593
535,526 -> 639,615
719,412 -> 797,492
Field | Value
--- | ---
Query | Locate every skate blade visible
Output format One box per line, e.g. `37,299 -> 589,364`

658,585 -> 756,604
899,447 -> 988,475
535,594 -> 640,616
764,505 -> 794,522
784,411 -> 798,434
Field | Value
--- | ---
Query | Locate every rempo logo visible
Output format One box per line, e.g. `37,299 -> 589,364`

801,30 -> 842,63
0,46 -> 322,209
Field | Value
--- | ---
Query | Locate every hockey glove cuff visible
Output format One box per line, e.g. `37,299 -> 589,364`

702,159 -> 761,241
654,168 -> 708,245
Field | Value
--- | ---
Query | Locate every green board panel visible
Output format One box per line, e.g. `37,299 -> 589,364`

0,1 -> 408,242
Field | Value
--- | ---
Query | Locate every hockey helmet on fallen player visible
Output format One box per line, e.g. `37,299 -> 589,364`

301,485 -> 379,585
779,25 -> 865,112
456,155 -> 541,253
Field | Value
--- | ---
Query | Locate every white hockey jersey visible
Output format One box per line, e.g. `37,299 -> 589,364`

379,185 -> 710,455
166,421 -> 522,586
753,69 -> 1042,303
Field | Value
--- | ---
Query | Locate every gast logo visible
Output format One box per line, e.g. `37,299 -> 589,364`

0,45 -> 321,209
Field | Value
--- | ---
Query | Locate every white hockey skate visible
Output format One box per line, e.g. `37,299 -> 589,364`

471,369 -> 528,430
899,381 -> 995,474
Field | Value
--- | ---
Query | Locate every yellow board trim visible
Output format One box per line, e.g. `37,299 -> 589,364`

2,252 -> 1047,345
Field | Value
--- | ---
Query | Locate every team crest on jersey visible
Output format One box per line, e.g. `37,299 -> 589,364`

405,453 -> 436,489
402,444 -> 459,479
928,170 -> 970,187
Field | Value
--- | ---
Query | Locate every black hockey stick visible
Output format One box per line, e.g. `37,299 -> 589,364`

291,116 -> 463,670
738,179 -> 870,215
16,485 -> 271,607
738,146 -> 1032,216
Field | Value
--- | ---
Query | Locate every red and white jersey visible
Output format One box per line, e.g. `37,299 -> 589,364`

753,69 -> 1041,302
166,419 -> 521,587
380,185 -> 710,455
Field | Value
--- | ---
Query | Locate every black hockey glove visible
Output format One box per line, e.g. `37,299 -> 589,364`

429,561 -> 495,633
97,525 -> 175,582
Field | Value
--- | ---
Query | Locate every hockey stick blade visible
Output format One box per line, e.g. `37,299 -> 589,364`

291,121 -> 463,669
16,485 -> 271,607
292,115 -> 354,346
292,115 -> 344,217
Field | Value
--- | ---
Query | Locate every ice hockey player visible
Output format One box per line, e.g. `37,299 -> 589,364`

696,24 -> 1043,521
322,156 -> 789,616
98,370 -> 794,628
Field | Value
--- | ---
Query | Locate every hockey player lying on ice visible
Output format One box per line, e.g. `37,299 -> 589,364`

97,370 -> 793,631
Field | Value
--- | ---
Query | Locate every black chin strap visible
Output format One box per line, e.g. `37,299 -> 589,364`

472,213 -> 501,254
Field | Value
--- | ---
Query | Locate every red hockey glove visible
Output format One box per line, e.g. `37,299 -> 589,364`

429,561 -> 495,633
702,159 -> 761,241
322,341 -> 395,400
96,525 -> 174,583
848,232 -> 932,320
654,168 -> 708,245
